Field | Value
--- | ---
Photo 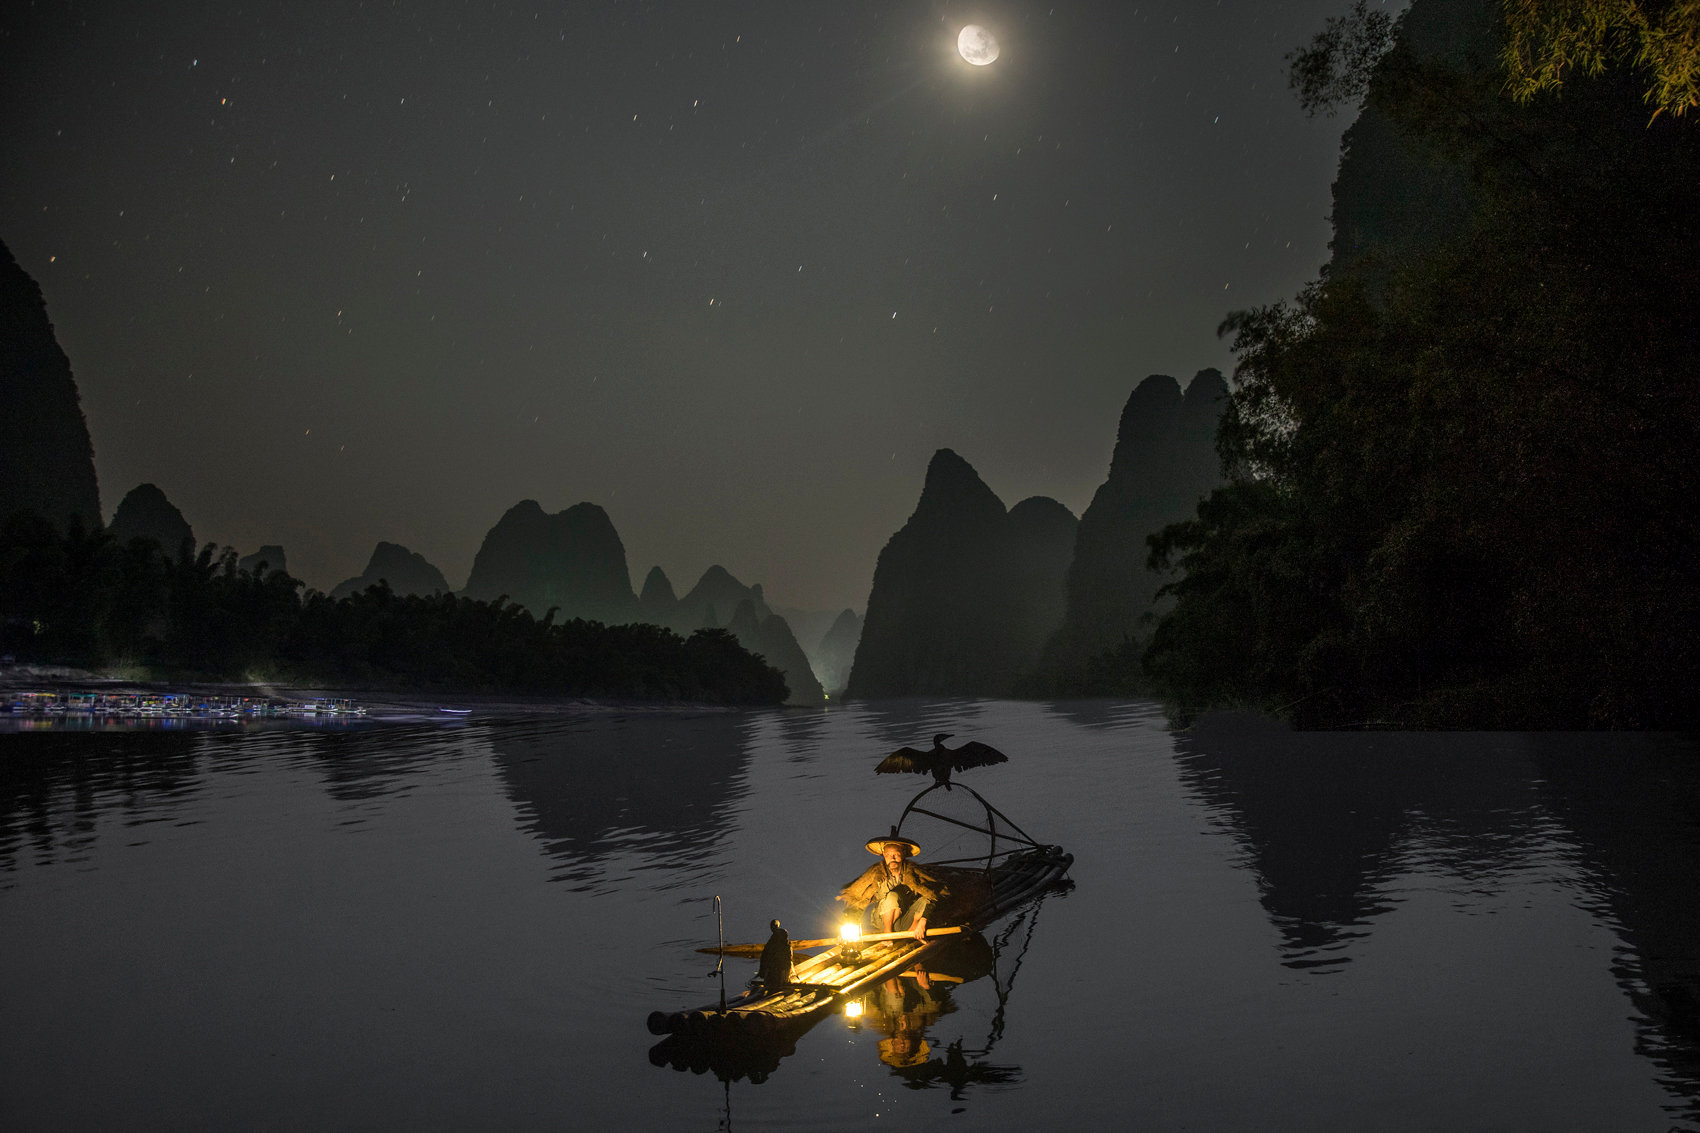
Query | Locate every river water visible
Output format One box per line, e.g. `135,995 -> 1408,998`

1,699 -> 1696,1131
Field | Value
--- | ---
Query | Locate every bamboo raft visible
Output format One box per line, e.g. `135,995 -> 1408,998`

647,782 -> 1072,1040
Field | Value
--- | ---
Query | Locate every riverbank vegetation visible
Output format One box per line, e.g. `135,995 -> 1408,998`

0,513 -> 788,704
1141,1 -> 1700,727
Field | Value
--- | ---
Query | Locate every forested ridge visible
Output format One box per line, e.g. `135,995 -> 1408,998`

1141,0 -> 1700,727
0,512 -> 789,704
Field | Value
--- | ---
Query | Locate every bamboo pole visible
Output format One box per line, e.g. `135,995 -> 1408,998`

790,949 -> 841,978
696,924 -> 963,957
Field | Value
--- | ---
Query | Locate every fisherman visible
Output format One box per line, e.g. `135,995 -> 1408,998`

837,828 -> 943,942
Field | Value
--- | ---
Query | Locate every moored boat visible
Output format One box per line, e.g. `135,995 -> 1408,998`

1,689 -> 363,722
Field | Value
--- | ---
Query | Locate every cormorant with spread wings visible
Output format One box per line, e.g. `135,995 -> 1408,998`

875,733 -> 1008,788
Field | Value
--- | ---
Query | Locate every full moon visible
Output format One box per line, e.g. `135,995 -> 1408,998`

957,25 -> 999,66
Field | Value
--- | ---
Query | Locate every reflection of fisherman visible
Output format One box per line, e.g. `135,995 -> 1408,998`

837,831 -> 944,941
870,970 -> 943,1068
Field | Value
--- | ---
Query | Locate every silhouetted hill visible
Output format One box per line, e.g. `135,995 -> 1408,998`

725,597 -> 824,706
727,596 -> 761,644
638,565 -> 677,619
238,545 -> 287,576
633,565 -> 824,699
107,483 -> 193,557
1004,495 -> 1079,676
771,604 -> 841,690
0,239 -> 100,532
329,541 -> 450,600
758,616 -> 823,706
461,499 -> 637,623
814,608 -> 863,695
670,565 -> 769,634
1035,371 -> 1225,685
847,448 -> 1077,697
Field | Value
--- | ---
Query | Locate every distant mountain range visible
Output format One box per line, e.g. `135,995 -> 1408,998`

1037,370 -> 1226,685
329,542 -> 449,600
82,478 -> 844,706
5,233 -> 1221,704
461,499 -> 638,625
451,504 -> 828,705
238,545 -> 288,576
847,371 -> 1225,697
786,605 -> 861,696
848,449 -> 1077,698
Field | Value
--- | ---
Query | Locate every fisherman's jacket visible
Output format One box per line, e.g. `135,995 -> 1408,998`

837,859 -> 943,912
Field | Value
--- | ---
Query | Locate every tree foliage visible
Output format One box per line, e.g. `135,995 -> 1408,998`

1502,0 -> 1700,117
1288,0 -> 1399,116
1294,0 -> 1700,119
1142,2 -> 1700,727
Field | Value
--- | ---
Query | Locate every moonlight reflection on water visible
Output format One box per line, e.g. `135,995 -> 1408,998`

0,701 -> 1696,1130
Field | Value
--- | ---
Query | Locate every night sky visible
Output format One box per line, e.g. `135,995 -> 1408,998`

1,0 -> 1371,613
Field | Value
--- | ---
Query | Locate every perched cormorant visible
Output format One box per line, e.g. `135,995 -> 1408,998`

758,918 -> 791,991
875,733 -> 1008,789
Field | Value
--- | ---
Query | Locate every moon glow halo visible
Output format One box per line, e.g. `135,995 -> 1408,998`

957,25 -> 999,66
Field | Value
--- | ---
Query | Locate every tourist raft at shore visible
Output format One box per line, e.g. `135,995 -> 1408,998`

1,690 -> 367,721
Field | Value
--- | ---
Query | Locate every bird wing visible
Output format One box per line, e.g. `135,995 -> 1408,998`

949,740 -> 1009,772
876,746 -> 931,774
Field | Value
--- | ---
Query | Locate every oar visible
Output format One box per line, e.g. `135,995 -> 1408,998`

697,925 -> 964,957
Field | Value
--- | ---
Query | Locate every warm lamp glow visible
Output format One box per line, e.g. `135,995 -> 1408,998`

840,922 -> 862,943
844,999 -> 864,1018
